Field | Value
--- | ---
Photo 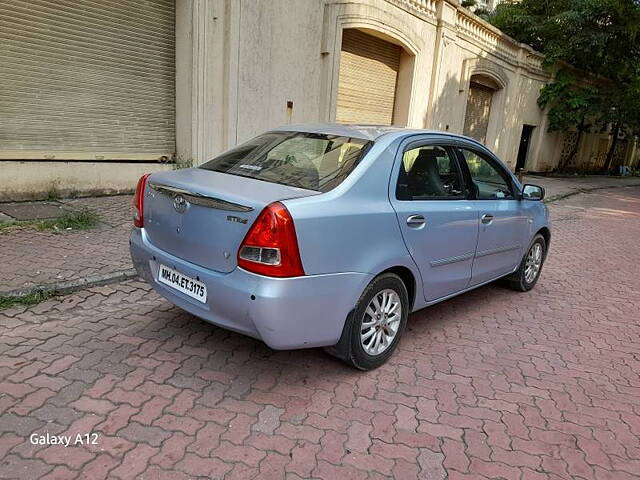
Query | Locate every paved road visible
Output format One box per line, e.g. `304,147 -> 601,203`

1,188 -> 639,479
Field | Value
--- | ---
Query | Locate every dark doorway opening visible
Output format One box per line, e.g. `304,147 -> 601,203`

516,125 -> 535,171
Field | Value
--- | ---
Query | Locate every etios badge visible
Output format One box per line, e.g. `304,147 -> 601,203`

226,215 -> 248,224
173,194 -> 187,213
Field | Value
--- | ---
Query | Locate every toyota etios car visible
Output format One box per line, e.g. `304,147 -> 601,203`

130,124 -> 550,369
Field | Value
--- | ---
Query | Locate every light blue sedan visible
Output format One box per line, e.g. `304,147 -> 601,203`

130,124 -> 550,369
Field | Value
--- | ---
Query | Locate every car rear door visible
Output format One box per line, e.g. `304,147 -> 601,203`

454,145 -> 528,286
389,139 -> 479,302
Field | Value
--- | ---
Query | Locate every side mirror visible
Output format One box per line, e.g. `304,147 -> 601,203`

522,184 -> 545,201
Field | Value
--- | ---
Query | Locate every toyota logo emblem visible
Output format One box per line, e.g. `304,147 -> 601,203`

173,194 -> 187,213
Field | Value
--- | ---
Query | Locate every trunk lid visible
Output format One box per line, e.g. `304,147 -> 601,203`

143,168 -> 317,273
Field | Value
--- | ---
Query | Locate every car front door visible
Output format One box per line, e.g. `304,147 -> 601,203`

455,146 -> 528,286
389,140 -> 479,302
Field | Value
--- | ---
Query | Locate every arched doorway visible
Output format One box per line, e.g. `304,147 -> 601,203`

463,75 -> 500,143
336,29 -> 410,125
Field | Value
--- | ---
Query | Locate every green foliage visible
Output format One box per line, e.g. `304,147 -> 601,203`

46,183 -> 61,201
489,0 -> 640,170
40,208 -> 101,231
460,0 -> 492,19
0,208 -> 100,234
492,0 -> 640,73
537,71 -> 599,132
474,8 -> 493,20
172,158 -> 194,170
0,290 -> 58,310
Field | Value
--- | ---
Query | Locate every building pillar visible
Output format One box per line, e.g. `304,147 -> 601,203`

425,0 -> 458,128
175,0 -> 237,166
175,0 -> 194,164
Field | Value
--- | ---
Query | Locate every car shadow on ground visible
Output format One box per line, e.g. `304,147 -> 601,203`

152,278 -> 519,378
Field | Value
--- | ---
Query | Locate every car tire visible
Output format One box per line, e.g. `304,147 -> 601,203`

505,234 -> 546,292
325,273 -> 409,370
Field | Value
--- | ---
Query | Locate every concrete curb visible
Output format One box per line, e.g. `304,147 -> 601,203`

0,268 -> 138,299
544,182 -> 640,203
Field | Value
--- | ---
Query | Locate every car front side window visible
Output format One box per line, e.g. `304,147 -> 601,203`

458,148 -> 514,200
396,145 -> 465,200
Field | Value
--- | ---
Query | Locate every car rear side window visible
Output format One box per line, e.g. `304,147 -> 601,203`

200,132 -> 371,192
396,145 -> 465,200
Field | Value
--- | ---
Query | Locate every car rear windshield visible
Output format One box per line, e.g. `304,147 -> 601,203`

199,132 -> 372,192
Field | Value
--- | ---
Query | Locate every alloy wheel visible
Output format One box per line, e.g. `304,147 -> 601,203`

524,242 -> 543,284
360,289 -> 402,356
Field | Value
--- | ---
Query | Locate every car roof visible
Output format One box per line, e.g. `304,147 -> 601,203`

273,123 -> 481,144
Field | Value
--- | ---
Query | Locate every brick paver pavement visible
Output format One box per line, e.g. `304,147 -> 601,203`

0,196 -> 134,295
1,188 -> 639,479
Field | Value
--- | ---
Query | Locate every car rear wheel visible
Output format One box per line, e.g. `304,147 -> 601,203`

326,273 -> 408,370
505,234 -> 546,292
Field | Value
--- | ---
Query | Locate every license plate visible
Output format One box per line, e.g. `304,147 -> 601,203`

157,264 -> 207,303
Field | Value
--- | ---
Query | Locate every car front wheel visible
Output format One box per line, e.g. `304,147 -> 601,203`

326,273 -> 408,370
505,234 -> 546,292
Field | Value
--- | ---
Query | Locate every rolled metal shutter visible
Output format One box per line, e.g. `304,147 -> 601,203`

463,82 -> 494,144
0,0 -> 175,161
336,29 -> 401,125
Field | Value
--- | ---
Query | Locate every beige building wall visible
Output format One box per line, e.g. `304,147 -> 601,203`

1,162 -> 172,202
177,0 -> 560,173
175,0 -> 328,165
9,0 -> 620,200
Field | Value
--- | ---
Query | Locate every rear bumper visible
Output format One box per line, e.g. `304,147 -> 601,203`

129,228 -> 372,349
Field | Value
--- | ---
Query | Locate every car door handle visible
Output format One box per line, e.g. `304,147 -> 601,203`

481,214 -> 494,224
406,215 -> 426,228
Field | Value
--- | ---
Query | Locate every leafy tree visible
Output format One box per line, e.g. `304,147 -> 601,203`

490,0 -> 640,172
537,71 -> 599,169
461,0 -> 492,19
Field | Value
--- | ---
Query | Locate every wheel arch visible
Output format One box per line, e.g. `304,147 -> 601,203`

379,265 -> 417,311
536,226 -> 551,259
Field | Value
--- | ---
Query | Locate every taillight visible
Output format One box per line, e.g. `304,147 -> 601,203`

133,173 -> 150,228
238,202 -> 305,277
